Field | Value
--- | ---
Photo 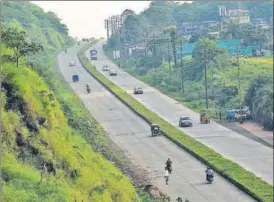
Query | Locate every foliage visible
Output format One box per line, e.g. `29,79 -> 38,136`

1,63 -> 139,202
1,28 -> 44,67
79,43 -> 273,202
1,2 -> 141,201
107,1 -> 272,49
220,21 -> 269,48
244,76 -> 273,130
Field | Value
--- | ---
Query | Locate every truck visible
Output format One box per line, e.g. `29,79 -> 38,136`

90,49 -> 97,60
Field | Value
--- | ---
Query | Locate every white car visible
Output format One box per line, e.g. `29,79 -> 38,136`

69,60 -> 76,66
109,69 -> 117,76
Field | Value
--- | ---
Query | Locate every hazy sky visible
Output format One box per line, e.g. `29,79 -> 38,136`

32,1 -> 151,39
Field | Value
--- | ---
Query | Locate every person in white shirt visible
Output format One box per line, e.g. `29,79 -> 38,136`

164,167 -> 169,185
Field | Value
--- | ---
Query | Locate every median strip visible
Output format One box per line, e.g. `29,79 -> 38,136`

78,43 -> 273,202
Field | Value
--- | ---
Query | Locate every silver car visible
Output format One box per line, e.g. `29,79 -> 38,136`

69,60 -> 76,66
179,116 -> 193,127
109,69 -> 117,76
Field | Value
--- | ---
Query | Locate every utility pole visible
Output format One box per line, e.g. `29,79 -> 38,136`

167,39 -> 172,84
105,19 -> 110,41
203,49 -> 209,110
152,29 -> 156,85
236,45 -> 243,122
180,40 -> 184,94
171,31 -> 177,66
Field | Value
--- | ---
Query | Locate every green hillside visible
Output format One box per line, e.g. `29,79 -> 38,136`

1,2 -> 143,201
1,47 -> 138,201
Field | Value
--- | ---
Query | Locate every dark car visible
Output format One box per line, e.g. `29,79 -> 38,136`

134,86 -> 143,94
179,116 -> 193,127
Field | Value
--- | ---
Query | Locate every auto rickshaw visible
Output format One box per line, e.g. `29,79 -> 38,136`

200,111 -> 210,124
151,123 -> 160,136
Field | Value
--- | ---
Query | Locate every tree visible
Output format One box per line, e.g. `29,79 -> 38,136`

1,28 -> 44,67
244,75 -> 273,130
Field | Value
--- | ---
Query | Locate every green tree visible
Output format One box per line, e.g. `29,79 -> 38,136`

1,28 -> 44,67
244,76 -> 273,130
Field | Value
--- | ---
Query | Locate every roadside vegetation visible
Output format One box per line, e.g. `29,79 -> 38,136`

1,2 -> 168,202
104,1 -> 273,130
79,42 -> 273,202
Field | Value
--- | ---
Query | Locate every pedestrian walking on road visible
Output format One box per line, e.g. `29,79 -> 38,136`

164,167 -> 169,185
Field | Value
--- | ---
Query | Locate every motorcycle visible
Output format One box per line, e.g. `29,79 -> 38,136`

206,174 -> 214,183
165,163 -> 172,174
205,167 -> 214,183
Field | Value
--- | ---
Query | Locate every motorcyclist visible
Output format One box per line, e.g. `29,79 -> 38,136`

165,158 -> 172,174
205,166 -> 214,182
86,84 -> 91,93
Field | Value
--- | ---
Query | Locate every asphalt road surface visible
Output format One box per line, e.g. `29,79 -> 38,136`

87,40 -> 273,185
57,43 -> 255,201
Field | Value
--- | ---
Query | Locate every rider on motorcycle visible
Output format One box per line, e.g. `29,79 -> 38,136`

205,166 -> 214,182
86,84 -> 91,93
165,158 -> 172,174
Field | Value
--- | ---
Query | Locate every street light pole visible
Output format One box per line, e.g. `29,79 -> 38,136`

180,40 -> 184,94
168,39 -> 171,84
204,49 -> 209,110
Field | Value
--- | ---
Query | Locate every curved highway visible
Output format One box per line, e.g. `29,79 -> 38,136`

87,40 -> 273,185
57,43 -> 254,201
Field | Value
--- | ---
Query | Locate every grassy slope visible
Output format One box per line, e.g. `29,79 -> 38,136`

1,2 -> 141,201
78,43 -> 273,202
1,46 -> 139,201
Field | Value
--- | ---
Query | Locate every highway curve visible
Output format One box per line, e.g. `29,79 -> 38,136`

87,40 -> 273,185
57,43 -> 254,201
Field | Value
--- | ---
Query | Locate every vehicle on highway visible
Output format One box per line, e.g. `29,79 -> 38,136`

150,123 -> 160,136
179,116 -> 193,127
82,38 -> 89,42
86,84 -> 91,94
90,49 -> 97,60
69,60 -> 76,66
72,74 -> 79,82
102,65 -> 109,71
200,111 -> 210,124
133,86 -> 143,94
205,167 -> 214,184
109,69 -> 117,76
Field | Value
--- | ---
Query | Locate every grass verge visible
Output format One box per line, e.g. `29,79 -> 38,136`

78,43 -> 273,202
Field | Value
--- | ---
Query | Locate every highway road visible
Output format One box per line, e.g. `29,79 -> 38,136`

57,43 -> 254,201
87,40 -> 273,185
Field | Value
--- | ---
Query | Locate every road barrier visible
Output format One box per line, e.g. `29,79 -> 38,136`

78,43 -> 273,202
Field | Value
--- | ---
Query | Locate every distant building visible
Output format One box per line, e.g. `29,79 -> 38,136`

252,18 -> 270,29
179,21 -> 220,36
219,5 -> 250,24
